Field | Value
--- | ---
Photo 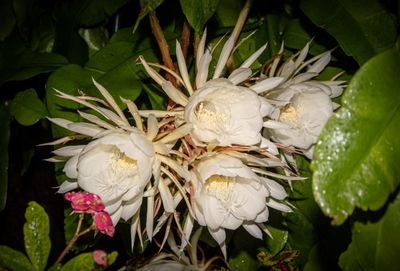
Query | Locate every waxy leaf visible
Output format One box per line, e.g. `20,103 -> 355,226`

312,48 -> 400,224
23,201 -> 51,271
61,251 -> 117,271
0,245 -> 34,271
339,192 -> 400,271
180,0 -> 221,32
0,103 -> 10,211
10,89 -> 48,126
301,0 -> 397,65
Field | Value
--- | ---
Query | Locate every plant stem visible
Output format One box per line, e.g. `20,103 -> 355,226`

148,11 -> 177,87
55,214 -> 95,265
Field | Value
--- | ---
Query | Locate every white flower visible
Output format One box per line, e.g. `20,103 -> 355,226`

139,31 -> 280,152
184,78 -> 273,146
75,130 -> 154,224
265,88 -> 333,158
192,154 -> 291,257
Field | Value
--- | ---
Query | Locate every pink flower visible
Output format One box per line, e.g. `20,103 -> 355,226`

93,211 -> 115,237
64,192 -> 105,212
93,250 -> 107,266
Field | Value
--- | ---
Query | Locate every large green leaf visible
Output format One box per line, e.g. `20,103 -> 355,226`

300,0 -> 397,65
10,89 -> 48,126
0,103 -> 10,211
23,201 -> 51,271
0,35 -> 68,86
339,192 -> 400,271
0,245 -> 34,271
180,0 -> 221,32
312,47 -> 400,225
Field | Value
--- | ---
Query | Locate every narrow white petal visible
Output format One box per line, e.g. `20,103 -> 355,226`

228,67 -> 252,85
78,111 -> 115,130
266,199 -> 292,212
57,180 -> 78,193
159,123 -> 192,144
161,81 -> 188,106
146,114 -> 158,141
146,186 -> 155,240
195,50 -> 212,88
38,136 -> 73,146
121,98 -> 143,131
176,41 -> 194,95
240,43 -> 267,68
261,177 -> 288,200
139,56 -> 166,86
250,77 -> 285,94
292,72 -> 318,84
307,51 -> 331,74
181,214 -> 194,250
196,29 -> 207,71
53,145 -> 84,157
280,60 -> 295,78
130,211 -> 140,250
294,42 -> 310,69
47,117 -> 72,130
158,178 -> 175,213
97,107 -> 127,127
92,78 -> 130,125
208,227 -> 227,259
333,102 -> 341,110
212,36 -> 235,79
67,122 -> 104,137
153,141 -> 169,155
243,223 -> 263,239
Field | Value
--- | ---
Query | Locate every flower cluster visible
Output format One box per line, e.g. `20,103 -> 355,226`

45,13 -> 343,260
64,192 -> 115,237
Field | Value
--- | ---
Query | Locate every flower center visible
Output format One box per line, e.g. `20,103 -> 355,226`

195,101 -> 227,125
108,147 -> 137,178
279,104 -> 303,127
204,175 -> 234,202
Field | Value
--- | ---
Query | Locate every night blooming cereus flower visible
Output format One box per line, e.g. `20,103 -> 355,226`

44,79 -> 193,245
193,154 -> 291,257
261,43 -> 345,158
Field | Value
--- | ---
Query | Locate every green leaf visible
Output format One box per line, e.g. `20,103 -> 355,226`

180,0 -> 221,32
300,0 -> 397,65
0,35 -> 68,86
229,250 -> 259,271
10,89 -> 48,126
264,226 -> 288,255
0,0 -> 16,41
107,251 -> 118,266
60,252 -> 96,271
78,0 -> 129,27
339,192 -> 400,271
214,0 -> 243,27
0,245 -> 34,271
312,47 -> 400,224
0,103 -> 10,211
23,201 -> 51,271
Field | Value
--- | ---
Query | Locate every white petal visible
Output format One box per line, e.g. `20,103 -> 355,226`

196,29 -> 208,71
78,111 -> 115,130
53,145 -> 84,157
195,49 -> 212,89
176,40 -> 193,95
250,77 -> 285,94
261,177 -> 288,200
146,114 -> 159,141
67,122 -> 104,137
307,51 -> 331,74
139,56 -> 165,86
263,120 -> 291,129
121,196 -> 143,221
240,43 -> 267,68
64,155 -> 79,179
161,81 -> 189,106
266,199 -> 292,212
243,223 -> 263,239
57,180 -> 78,193
260,137 -> 278,155
213,36 -> 235,79
158,123 -> 192,143
110,206 -> 123,226
294,42 -> 310,69
158,178 -> 175,213
228,67 -> 252,85
208,227 -> 227,259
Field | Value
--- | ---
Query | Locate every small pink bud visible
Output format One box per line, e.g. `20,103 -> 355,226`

93,211 -> 115,237
64,192 -> 89,211
93,250 -> 107,266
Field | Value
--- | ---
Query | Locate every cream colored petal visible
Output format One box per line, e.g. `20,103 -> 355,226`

243,223 -> 263,239
240,43 -> 267,68
139,56 -> 166,86
53,145 -> 84,157
146,114 -> 159,141
266,199 -> 292,212
161,81 -> 189,106
78,111 -> 115,130
196,28 -> 207,71
158,123 -> 192,144
67,122 -> 104,137
195,50 -> 212,88
228,67 -> 252,85
57,180 -> 78,193
158,178 -> 175,213
250,77 -> 284,94
212,36 -> 234,79
176,40 -> 193,95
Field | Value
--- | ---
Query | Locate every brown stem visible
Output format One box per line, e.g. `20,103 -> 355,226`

180,20 -> 191,60
148,11 -> 177,87
55,214 -> 95,265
